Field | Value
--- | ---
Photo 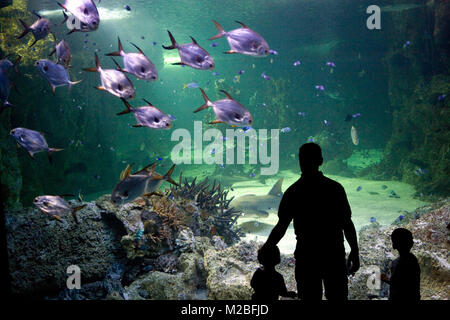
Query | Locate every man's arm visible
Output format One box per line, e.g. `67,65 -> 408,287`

265,192 -> 292,247
265,216 -> 291,247
341,186 -> 360,275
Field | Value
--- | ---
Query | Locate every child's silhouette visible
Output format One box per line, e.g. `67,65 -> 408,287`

381,228 -> 421,300
251,245 -> 297,300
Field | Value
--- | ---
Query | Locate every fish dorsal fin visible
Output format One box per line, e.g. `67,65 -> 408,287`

132,162 -> 156,176
189,36 -> 198,45
235,20 -> 249,28
219,89 -> 234,100
268,178 -> 283,197
120,163 -> 134,181
143,98 -> 154,106
130,42 -> 145,55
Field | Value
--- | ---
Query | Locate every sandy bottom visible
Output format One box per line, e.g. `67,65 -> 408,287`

228,169 -> 429,254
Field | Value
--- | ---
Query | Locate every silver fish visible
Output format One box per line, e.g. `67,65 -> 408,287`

162,31 -> 214,70
111,163 -> 178,205
49,39 -> 71,68
194,88 -> 253,127
58,0 -> 100,31
118,98 -> 171,129
17,12 -> 51,47
10,127 -> 63,163
83,53 -> 135,99
34,195 -> 85,223
106,37 -> 158,81
210,20 -> 270,57
351,126 -> 359,145
35,59 -> 81,93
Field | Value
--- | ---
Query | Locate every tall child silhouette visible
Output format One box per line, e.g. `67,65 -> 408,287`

251,245 -> 297,300
263,143 -> 360,300
381,228 -> 421,300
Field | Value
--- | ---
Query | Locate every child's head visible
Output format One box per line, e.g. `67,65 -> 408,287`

258,245 -> 281,267
391,228 -> 414,253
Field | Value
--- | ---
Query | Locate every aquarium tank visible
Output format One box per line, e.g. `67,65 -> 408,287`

0,0 -> 448,301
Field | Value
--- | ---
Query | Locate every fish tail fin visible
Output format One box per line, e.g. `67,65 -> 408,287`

71,204 -> 86,224
83,53 -> 100,72
163,164 -> 179,186
68,79 -> 82,91
16,19 -> 29,39
57,2 -> 67,11
117,98 -> 133,115
194,88 -> 212,113
209,20 -> 226,40
106,37 -> 123,56
162,30 -> 177,50
47,148 -> 63,164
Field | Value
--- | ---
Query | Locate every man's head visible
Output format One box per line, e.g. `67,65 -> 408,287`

299,143 -> 323,173
391,228 -> 414,254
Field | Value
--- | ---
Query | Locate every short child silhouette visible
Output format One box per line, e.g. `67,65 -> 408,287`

381,228 -> 421,300
251,245 -> 297,300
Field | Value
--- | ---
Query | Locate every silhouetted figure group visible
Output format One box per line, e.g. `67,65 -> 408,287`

251,143 -> 421,301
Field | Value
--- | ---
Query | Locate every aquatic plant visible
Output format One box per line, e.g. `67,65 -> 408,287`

169,174 -> 243,244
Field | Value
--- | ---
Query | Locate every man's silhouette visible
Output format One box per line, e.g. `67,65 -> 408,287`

264,143 -> 360,300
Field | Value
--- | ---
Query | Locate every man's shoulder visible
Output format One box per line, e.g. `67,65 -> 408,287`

321,174 -> 345,190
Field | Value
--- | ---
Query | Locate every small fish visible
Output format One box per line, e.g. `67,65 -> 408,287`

210,42 -> 218,47
323,120 -> 330,126
183,82 -> 199,89
353,113 -> 361,118
326,62 -> 336,67
398,215 -> 405,221
111,163 -> 178,205
370,217 -> 376,223
10,127 -> 63,163
261,72 -> 270,80
83,53 -> 135,99
269,49 -> 278,55
293,60 -> 301,66
212,71 -> 219,76
124,5 -> 131,11
152,41 -> 157,46
16,12 -> 51,47
233,75 -> 240,83
238,70 -> 245,75
162,31 -> 214,70
249,172 -> 256,177
117,98 -> 172,129
414,167 -> 426,176
351,126 -> 359,145
106,38 -> 158,81
194,88 -> 253,127
220,163 -> 225,168
168,114 -> 177,121
58,0 -> 100,32
157,157 -> 162,161
210,20 -> 270,57
242,126 -> 252,132
298,112 -> 305,117
437,94 -> 446,102
35,59 -> 82,93
49,39 -> 71,68
307,137 -> 315,142
356,186 -> 362,192
34,195 -> 86,223
210,148 -> 216,155
381,185 -> 388,190
94,174 -> 101,180
280,127 -> 291,133
403,41 -> 411,48
110,146 -> 115,152
141,36 -> 145,40
315,85 -> 325,91
0,71 -> 13,112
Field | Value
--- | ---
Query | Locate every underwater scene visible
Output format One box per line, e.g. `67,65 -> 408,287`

0,0 -> 449,301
